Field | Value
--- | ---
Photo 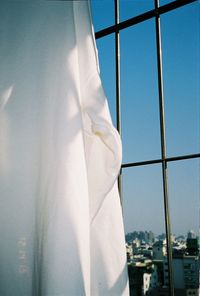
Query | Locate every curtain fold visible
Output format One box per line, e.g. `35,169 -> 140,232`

0,1 -> 129,295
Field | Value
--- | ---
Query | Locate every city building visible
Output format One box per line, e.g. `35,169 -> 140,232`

153,241 -> 167,260
143,267 -> 158,296
163,255 -> 200,296
128,260 -> 159,296
186,237 -> 200,256
126,232 -> 200,295
126,243 -> 133,262
187,230 -> 197,239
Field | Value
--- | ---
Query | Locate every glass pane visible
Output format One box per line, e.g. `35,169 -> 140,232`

123,165 -> 165,236
91,0 -> 114,32
167,159 -> 200,295
161,2 -> 200,156
121,20 -> 161,163
96,35 -> 117,126
168,159 -> 199,237
160,0 -> 174,5
120,0 -> 154,21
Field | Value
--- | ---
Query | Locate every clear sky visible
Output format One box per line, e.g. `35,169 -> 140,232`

91,0 -> 200,236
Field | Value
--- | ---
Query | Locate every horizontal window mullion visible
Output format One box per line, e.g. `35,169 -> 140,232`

121,153 -> 200,168
95,0 -> 197,39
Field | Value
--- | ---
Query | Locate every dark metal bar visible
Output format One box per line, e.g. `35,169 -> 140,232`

95,0 -> 197,39
154,0 -> 174,295
122,159 -> 162,168
121,153 -> 200,168
167,153 -> 200,163
115,0 -> 121,135
114,0 -> 123,205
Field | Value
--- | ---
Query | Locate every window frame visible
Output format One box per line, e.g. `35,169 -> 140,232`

94,0 -> 200,295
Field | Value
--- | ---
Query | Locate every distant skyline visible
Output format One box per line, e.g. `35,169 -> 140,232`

126,229 -> 200,239
91,0 -> 200,236
125,228 -> 198,238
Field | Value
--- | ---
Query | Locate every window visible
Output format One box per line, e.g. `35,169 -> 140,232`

91,0 -> 200,295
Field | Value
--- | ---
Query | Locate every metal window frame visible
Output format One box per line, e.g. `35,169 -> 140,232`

94,0 -> 199,295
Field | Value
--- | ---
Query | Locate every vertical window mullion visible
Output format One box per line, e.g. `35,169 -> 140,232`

114,0 -> 123,206
154,0 -> 174,295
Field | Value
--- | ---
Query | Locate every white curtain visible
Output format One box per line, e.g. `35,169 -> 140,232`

0,1 -> 129,295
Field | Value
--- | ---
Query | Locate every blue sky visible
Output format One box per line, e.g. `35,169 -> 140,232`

91,0 -> 200,236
